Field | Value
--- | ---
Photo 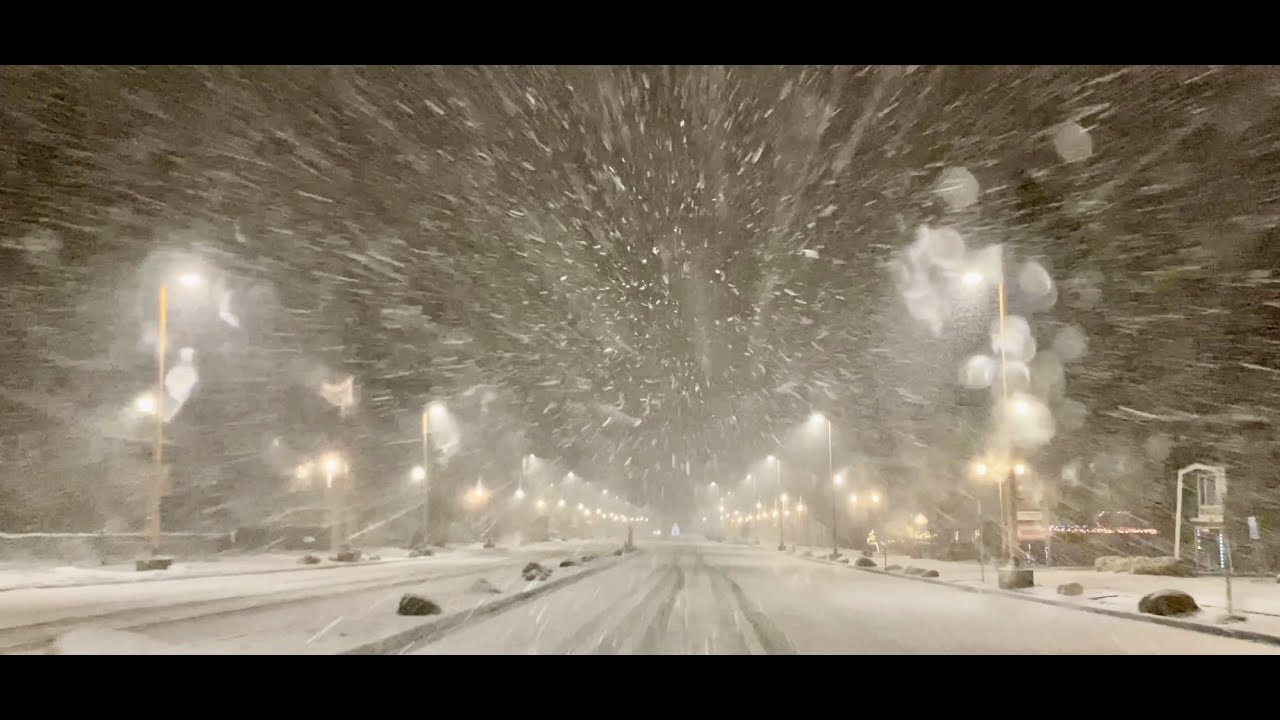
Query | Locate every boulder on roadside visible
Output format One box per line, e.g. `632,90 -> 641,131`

854,557 -> 877,568
838,558 -> 850,564
921,569 -> 940,578
409,547 -> 434,558
135,557 -> 173,572
331,546 -> 362,563
1138,589 -> 1199,617
397,593 -> 442,616
580,553 -> 596,563
886,564 -> 903,571
904,566 -> 925,576
522,562 -> 552,581
559,559 -> 578,568
613,549 -> 624,556
1057,582 -> 1084,596
467,578 -> 501,595
298,554 -> 322,565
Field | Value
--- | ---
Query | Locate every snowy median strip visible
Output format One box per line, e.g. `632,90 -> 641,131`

0,540 -> 603,593
332,550 -> 641,656
788,548 -> 1280,648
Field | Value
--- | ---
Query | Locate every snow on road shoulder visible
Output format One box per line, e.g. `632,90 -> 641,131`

53,628 -> 179,655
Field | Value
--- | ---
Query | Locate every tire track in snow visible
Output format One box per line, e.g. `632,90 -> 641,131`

552,554 -> 678,654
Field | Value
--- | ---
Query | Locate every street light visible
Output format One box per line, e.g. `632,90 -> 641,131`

809,413 -> 837,559
417,402 -> 448,545
147,270 -> 205,554
410,465 -> 426,483
134,393 -> 157,415
968,253 -> 1032,582
322,452 -> 343,551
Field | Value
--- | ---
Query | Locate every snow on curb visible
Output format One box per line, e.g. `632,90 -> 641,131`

336,551 -> 642,655
798,552 -> 1280,649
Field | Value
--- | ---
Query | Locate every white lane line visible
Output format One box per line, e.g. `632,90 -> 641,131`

307,616 -> 344,645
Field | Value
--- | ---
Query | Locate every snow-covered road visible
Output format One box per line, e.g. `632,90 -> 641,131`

0,541 -> 617,654
411,541 -> 1280,655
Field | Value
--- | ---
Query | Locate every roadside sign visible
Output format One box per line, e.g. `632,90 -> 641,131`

1016,522 -> 1047,541
1247,516 -> 1260,540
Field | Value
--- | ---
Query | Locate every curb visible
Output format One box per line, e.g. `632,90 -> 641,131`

795,551 -> 1280,649
338,551 -> 642,655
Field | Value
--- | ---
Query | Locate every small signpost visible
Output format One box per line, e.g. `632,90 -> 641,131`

1016,510 -> 1046,542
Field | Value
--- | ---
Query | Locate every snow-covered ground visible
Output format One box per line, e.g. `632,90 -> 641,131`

789,545 -> 1280,640
0,540 -> 580,592
410,541 -> 1280,655
0,539 -> 619,654
20,539 -> 1279,654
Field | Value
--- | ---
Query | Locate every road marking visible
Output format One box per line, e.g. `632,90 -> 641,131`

307,616 -> 344,645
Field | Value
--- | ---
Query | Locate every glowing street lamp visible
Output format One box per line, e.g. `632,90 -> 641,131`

134,393 -> 157,415
410,465 -> 426,483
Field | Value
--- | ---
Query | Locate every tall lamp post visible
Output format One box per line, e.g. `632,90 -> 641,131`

963,260 -> 1033,586
812,414 -> 838,559
324,453 -> 343,552
418,404 -> 431,543
769,455 -> 785,550
148,271 -> 202,555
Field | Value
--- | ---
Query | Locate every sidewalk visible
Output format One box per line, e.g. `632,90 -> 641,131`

791,544 -> 1280,643
0,539 -> 602,592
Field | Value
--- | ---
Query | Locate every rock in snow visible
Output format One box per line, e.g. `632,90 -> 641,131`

1137,589 -> 1199,617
